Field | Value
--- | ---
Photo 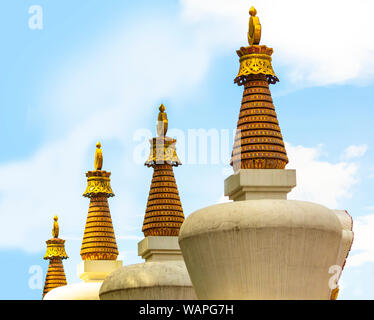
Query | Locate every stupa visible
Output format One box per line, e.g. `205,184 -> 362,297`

42,216 -> 68,298
44,143 -> 122,300
178,6 -> 354,300
100,105 -> 196,300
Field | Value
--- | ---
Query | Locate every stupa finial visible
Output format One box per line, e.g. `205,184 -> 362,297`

52,215 -> 59,238
248,6 -> 261,45
145,105 -> 181,167
44,216 -> 68,260
156,104 -> 168,137
230,5 -> 287,171
94,141 -> 103,171
143,105 -> 184,237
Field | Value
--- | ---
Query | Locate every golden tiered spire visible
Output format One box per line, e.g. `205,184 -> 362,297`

231,6 -> 288,171
143,105 -> 184,236
80,142 -> 119,260
43,216 -> 68,298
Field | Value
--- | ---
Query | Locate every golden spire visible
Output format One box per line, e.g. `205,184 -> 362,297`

145,104 -> 181,167
143,105 -> 184,236
230,5 -> 288,171
248,6 -> 261,45
43,216 -> 68,298
81,142 -> 118,260
157,104 -> 168,137
94,142 -> 103,171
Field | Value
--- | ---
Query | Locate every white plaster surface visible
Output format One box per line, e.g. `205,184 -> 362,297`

78,260 -> 123,282
138,236 -> 183,262
99,260 -> 197,300
179,199 -> 349,300
43,282 -> 102,300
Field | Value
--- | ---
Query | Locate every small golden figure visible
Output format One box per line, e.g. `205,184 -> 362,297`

52,215 -> 59,238
156,104 -> 168,137
94,142 -> 103,171
248,6 -> 261,45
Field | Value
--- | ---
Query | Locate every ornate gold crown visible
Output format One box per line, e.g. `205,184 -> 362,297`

235,7 -> 279,85
44,216 -> 68,260
83,142 -> 114,198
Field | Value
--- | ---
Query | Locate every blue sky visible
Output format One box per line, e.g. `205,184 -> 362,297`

0,0 -> 374,299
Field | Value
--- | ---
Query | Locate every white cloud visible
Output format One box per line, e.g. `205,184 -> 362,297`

342,144 -> 368,160
286,142 -> 359,208
345,214 -> 374,268
181,0 -> 374,86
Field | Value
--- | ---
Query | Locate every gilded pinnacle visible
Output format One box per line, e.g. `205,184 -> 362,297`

145,105 -> 181,167
44,216 -> 68,260
157,104 -> 168,137
248,6 -> 261,45
94,141 -> 103,171
52,216 -> 59,238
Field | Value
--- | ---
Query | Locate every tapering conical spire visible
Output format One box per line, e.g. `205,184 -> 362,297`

43,216 -> 68,298
231,7 -> 288,171
80,142 -> 119,260
143,105 -> 184,236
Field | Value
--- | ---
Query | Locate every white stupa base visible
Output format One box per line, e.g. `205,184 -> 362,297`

179,199 -> 353,300
43,282 -> 103,300
99,260 -> 197,300
138,236 -> 184,262
99,236 -> 196,300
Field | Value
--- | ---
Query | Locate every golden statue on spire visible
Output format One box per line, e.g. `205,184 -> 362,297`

94,142 -> 103,171
83,142 -> 114,198
44,216 -> 68,259
248,6 -> 261,45
52,215 -> 59,238
145,104 -> 181,167
156,104 -> 168,137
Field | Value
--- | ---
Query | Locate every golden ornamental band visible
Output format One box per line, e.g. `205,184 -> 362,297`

241,94 -> 273,103
240,101 -> 275,111
237,115 -> 279,126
